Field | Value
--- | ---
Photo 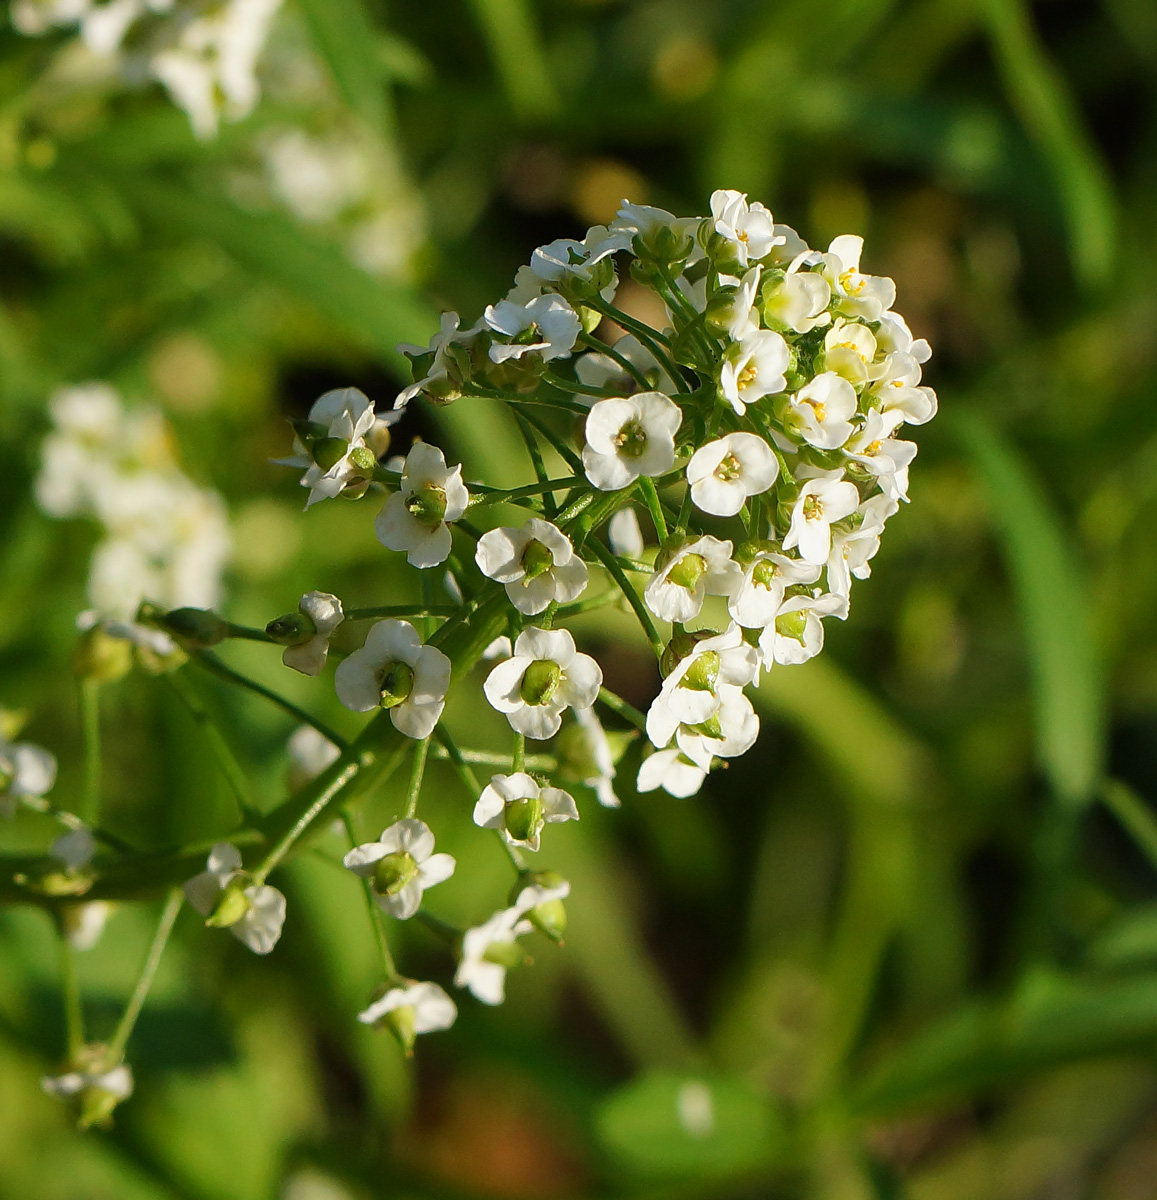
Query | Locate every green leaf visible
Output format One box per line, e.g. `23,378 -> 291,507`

953,412 -> 1105,808
464,0 -> 560,120
596,1070 -> 781,1178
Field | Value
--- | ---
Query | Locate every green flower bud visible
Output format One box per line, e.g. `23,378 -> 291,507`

310,437 -> 349,471
505,795 -> 544,843
682,650 -> 720,692
265,611 -> 318,645
704,284 -> 740,329
159,607 -> 229,648
667,553 -> 707,592
205,882 -> 250,929
405,485 -> 448,526
520,539 -> 555,581
661,630 -> 707,677
73,626 -> 132,685
482,940 -> 528,969
775,609 -> 808,644
509,870 -> 568,943
520,659 -> 562,707
378,661 -> 415,709
372,851 -> 418,896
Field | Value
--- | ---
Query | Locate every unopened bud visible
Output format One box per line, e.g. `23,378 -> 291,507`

265,611 -> 317,645
378,661 -> 415,709
78,1083 -> 123,1131
520,659 -> 561,707
159,607 -> 229,648
73,626 -> 132,684
205,882 -> 250,929
482,940 -> 528,969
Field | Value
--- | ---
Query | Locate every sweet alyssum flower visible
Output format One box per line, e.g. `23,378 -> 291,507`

686,432 -> 778,518
645,536 -> 742,623
719,328 -> 790,416
484,295 -> 582,363
334,619 -> 450,739
343,819 -> 455,919
0,735 -> 57,818
375,442 -> 469,568
759,593 -> 847,667
782,471 -> 862,565
472,772 -> 579,852
454,904 -> 535,1005
183,843 -> 286,955
475,518 -> 588,616
269,590 -> 344,676
710,188 -> 781,266
275,387 -> 378,509
783,372 -> 858,451
357,980 -> 457,1053
582,391 -> 681,491
483,627 -> 602,740
729,548 -> 821,629
42,1049 -> 134,1130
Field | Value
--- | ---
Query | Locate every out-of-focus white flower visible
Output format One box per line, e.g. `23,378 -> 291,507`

568,704 -> 621,808
184,843 -> 286,955
375,443 -> 468,569
42,1053 -> 134,1128
719,328 -> 790,416
483,627 -> 602,740
334,619 -> 450,739
454,905 -> 534,1005
51,828 -> 96,872
0,735 -> 57,818
484,295 -> 581,363
286,725 -> 341,790
645,536 -> 741,623
475,518 -> 588,616
636,747 -> 706,798
782,472 -> 862,565
686,432 -> 778,517
576,334 -> 675,397
582,391 -> 681,491
63,902 -> 113,951
279,591 -> 344,676
608,507 -> 645,559
343,819 -> 455,919
472,772 -> 578,852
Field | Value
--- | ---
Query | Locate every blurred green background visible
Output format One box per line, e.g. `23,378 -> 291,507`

3,0 -> 1157,1197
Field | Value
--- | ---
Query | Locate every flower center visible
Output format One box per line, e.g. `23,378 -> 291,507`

863,440 -> 882,456
482,939 -> 526,969
205,882 -> 251,929
505,794 -> 544,842
667,553 -> 707,592
405,485 -> 448,526
682,651 -> 720,692
775,610 -> 809,643
802,398 -> 827,422
752,560 -> 779,590
737,362 -> 758,390
520,659 -> 562,706
372,851 -> 419,896
802,495 -> 824,522
378,660 -> 415,709
614,420 -> 648,458
714,452 -> 742,483
521,539 -> 555,581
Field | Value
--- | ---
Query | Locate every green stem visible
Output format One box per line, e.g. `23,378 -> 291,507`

429,740 -> 556,772
191,651 -> 348,750
588,298 -> 688,392
345,605 -> 456,622
638,476 -> 669,542
224,623 -> 276,643
542,372 -> 621,400
58,924 -> 84,1058
511,408 -> 557,518
403,736 -> 431,819
1100,779 -> 1157,872
511,732 -> 526,776
587,538 -> 665,659
467,388 -> 590,415
467,475 -> 585,510
105,888 -> 182,1063
509,406 -> 585,475
341,814 -> 400,983
79,679 -> 102,826
165,669 -> 261,823
598,686 -> 648,733
416,909 -> 462,946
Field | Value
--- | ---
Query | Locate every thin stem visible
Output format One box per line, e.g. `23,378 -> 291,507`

467,388 -> 590,415
79,679 -> 102,825
1101,779 -> 1157,872
542,372 -> 621,400
587,537 -> 665,659
554,589 -> 622,621
511,408 -> 557,518
579,332 -> 651,392
345,605 -> 456,622
20,796 -> 134,854
638,477 -> 669,542
58,924 -> 84,1058
191,651 -> 348,751
510,406 -> 585,475
416,909 -> 462,946
341,813 -> 400,983
224,623 -> 276,643
429,740 -> 556,772
467,475 -> 585,510
511,732 -> 526,776
165,669 -> 261,822
588,298 -> 689,392
105,887 -> 182,1063
404,736 -> 431,820
598,686 -> 648,733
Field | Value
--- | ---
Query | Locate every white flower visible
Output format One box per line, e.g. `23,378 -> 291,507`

274,387 -> 377,509
782,472 -> 862,565
826,495 -> 897,600
63,902 -> 113,952
582,391 -> 681,491
758,593 -> 847,667
357,980 -> 457,1041
610,202 -> 698,258
0,736 -> 57,819
42,1056 -> 134,1127
183,843 -> 287,955
719,329 -> 790,416
569,705 -> 621,808
655,625 -> 760,726
761,260 -> 831,333
396,312 -> 479,407
454,905 -> 534,1005
644,536 -> 741,623
729,550 -> 821,629
708,266 -> 763,340
843,410 -> 917,502
645,684 -> 759,774
823,318 -> 878,387
524,225 -> 622,296
709,189 -> 781,266
686,432 -> 778,517
484,295 -> 581,363
875,311 -> 932,364
475,519 -> 588,616
286,725 -> 341,791
785,372 -> 858,450
483,627 -> 602,740
868,352 -> 938,426
822,235 -> 897,321
343,819 -> 455,919
334,619 -> 451,739
375,442 -> 469,569
636,748 -> 707,798
608,507 -> 645,559
281,591 -> 344,676
51,828 -> 96,873
472,772 -> 579,852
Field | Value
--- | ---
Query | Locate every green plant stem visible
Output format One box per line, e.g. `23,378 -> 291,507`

224,623 -> 276,643
191,651 -> 348,750
598,686 -> 648,733
58,925 -> 84,1058
467,388 -> 589,415
587,537 -> 665,659
344,605 -> 457,622
404,736 -> 431,819
510,408 -> 557,518
588,298 -> 688,391
20,796 -> 133,853
511,732 -> 526,775
510,406 -> 585,475
637,476 -> 669,542
341,813 -> 399,983
429,740 -> 556,772
105,888 -> 183,1063
165,669 -> 261,822
1100,779 -> 1157,872
467,475 -> 585,509
416,909 -> 461,946
79,679 -> 101,826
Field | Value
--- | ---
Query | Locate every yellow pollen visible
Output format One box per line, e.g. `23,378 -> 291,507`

715,452 -> 742,482
803,399 -> 827,422
864,440 -> 882,456
737,363 -> 758,390
803,495 -> 824,521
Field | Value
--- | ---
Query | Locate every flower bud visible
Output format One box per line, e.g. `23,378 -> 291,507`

73,626 -> 132,685
519,659 -> 562,706
205,881 -> 251,929
78,1081 -> 125,1130
372,851 -> 418,896
157,607 -> 229,648
348,445 -> 377,474
378,661 -> 415,709
265,611 -> 318,645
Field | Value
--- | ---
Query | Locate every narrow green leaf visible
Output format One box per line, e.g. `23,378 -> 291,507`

464,0 -> 560,120
953,412 -> 1105,807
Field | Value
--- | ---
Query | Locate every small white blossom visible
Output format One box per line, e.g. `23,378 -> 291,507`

655,625 -> 760,727
762,259 -> 832,333
357,980 -> 457,1039
826,495 -> 897,601
686,432 -> 778,517
396,312 -> 479,407
63,902 -> 113,952
608,507 -> 645,559
183,843 -> 286,955
454,905 -> 534,1005
375,442 -> 469,569
719,328 -> 790,416
475,519 -> 588,616
822,235 -> 897,322
281,591 -> 344,676
844,410 -> 918,502
575,334 -> 675,396
42,1056 -> 134,1127
343,818 -> 455,920
729,551 -> 821,629
759,593 -> 847,667
785,372 -> 858,451
636,748 -> 707,798
569,705 -> 621,808
473,772 -> 579,852
709,189 -> 781,266
823,318 -> 878,387
644,536 -> 742,623
0,735 -> 57,818
483,627 -> 602,740
782,472 -> 862,565
484,295 -> 581,363
582,391 -> 681,491
275,387 -> 377,509
645,684 -> 759,781
868,352 -> 938,426
334,619 -> 450,739
286,725 -> 341,791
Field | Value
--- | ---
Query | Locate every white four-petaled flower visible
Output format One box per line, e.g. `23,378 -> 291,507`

375,442 -> 469,569
645,536 -> 742,623
183,843 -> 287,955
472,772 -> 579,852
475,519 -> 588,615
281,590 -> 344,676
686,432 -> 778,517
582,391 -> 681,491
343,818 -> 456,919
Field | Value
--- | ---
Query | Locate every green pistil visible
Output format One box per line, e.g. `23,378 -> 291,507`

613,420 -> 648,459
667,553 -> 707,591
520,659 -> 562,706
311,437 -> 349,471
372,851 -> 419,896
521,540 -> 555,581
405,485 -> 448,526
505,795 -> 544,842
378,661 -> 415,709
682,650 -> 720,692
752,559 -> 779,590
775,610 -> 808,643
